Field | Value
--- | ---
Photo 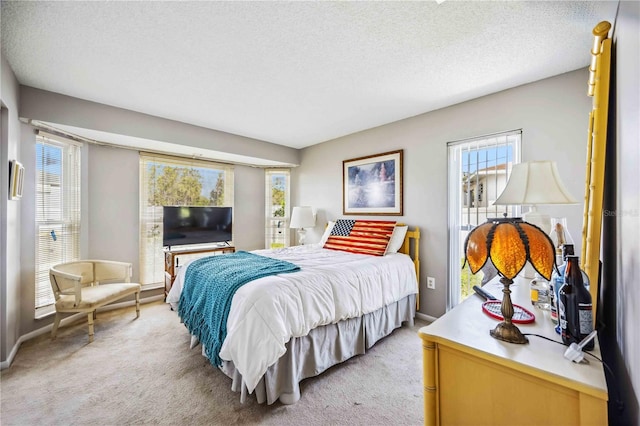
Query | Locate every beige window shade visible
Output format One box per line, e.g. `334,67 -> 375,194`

35,134 -> 82,309
265,169 -> 291,249
139,153 -> 234,286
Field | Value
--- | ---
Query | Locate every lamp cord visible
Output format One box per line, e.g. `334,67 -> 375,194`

522,333 -> 563,345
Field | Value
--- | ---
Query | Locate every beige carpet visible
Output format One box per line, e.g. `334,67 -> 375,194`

1,301 -> 428,425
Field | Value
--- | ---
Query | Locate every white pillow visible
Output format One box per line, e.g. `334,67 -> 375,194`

319,221 -> 336,246
385,225 -> 408,255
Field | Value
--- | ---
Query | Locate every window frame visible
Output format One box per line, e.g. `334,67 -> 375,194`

139,153 -> 234,287
34,133 -> 82,316
265,169 -> 291,249
447,130 -> 521,310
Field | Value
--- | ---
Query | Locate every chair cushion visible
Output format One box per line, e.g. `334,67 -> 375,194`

55,283 -> 141,311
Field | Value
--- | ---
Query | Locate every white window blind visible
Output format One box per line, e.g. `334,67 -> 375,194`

139,153 -> 234,286
265,169 -> 290,249
35,134 -> 81,309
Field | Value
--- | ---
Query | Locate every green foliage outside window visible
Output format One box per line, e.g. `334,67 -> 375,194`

209,174 -> 225,206
271,175 -> 286,217
460,257 -> 483,300
147,165 -> 225,206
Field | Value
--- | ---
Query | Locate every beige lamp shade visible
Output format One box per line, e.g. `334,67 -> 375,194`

290,206 -> 315,229
494,161 -> 578,206
493,160 -> 577,277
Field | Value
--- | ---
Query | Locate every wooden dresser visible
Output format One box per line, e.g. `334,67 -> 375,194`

163,245 -> 235,297
418,278 -> 608,425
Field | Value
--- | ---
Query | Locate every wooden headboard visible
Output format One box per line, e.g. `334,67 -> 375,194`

581,21 -> 612,322
398,223 -> 420,310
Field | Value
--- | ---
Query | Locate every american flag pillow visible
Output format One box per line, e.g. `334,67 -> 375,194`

323,219 -> 396,256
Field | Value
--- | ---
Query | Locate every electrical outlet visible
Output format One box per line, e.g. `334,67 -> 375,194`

427,276 -> 436,289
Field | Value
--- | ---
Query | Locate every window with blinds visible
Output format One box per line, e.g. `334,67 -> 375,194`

265,169 -> 290,249
447,130 -> 521,309
35,134 -> 81,309
139,153 -> 234,286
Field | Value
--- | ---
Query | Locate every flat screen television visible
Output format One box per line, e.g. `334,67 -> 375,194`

163,206 -> 232,248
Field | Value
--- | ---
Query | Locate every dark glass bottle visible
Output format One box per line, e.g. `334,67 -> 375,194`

550,244 -> 575,329
559,255 -> 594,349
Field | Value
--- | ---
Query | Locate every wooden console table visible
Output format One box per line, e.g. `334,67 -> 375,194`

164,245 -> 235,297
419,277 -> 608,425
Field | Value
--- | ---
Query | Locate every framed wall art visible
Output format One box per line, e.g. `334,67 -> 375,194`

9,159 -> 24,200
343,150 -> 403,216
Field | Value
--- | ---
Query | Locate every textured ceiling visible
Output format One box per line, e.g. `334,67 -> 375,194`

1,1 -> 618,149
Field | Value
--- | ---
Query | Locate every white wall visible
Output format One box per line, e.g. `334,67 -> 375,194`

86,144 -> 140,269
296,68 -> 591,318
19,87 -> 300,167
233,165 -> 267,251
18,125 -> 37,334
1,53 -> 22,362
613,0 -> 640,420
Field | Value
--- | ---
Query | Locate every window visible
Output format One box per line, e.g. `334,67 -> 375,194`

139,154 -> 234,286
265,169 -> 290,249
447,130 -> 521,309
35,133 -> 81,311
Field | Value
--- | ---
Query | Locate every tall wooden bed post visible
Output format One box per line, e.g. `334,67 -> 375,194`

581,21 -> 612,324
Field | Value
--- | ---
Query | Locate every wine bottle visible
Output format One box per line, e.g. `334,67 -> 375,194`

558,271 -> 576,346
571,256 -> 595,350
560,255 -> 594,350
550,244 -> 575,327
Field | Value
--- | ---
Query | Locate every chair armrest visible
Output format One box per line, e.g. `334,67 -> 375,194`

50,269 -> 83,306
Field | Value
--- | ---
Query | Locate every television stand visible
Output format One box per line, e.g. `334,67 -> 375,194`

164,245 -> 235,298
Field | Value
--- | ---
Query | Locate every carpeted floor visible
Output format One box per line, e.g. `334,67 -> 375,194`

0,301 -> 428,425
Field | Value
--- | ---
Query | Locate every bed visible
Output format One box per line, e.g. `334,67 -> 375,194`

166,220 -> 420,405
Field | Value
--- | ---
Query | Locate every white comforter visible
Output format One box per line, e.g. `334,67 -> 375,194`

166,244 -> 418,393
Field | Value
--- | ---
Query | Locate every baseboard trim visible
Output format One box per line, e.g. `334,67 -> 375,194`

415,312 -> 438,323
0,294 -> 164,370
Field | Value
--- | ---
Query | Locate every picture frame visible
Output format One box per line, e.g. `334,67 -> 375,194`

9,160 -> 24,200
343,150 -> 403,216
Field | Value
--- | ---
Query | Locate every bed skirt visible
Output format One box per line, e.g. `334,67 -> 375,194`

218,294 -> 416,405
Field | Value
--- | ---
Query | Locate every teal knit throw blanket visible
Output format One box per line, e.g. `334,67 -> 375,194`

178,251 -> 300,367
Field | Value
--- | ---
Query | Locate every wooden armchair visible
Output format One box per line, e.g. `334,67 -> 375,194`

49,260 -> 141,342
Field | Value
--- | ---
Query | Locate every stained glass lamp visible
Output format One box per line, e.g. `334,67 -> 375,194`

464,217 -> 556,344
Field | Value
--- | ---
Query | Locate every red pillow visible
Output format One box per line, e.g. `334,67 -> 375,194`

323,219 -> 396,256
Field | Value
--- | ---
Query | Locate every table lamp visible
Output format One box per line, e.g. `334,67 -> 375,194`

289,206 -> 315,245
464,217 -> 556,344
493,161 -> 577,277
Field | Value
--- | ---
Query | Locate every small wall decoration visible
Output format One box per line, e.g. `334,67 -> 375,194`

343,150 -> 403,215
9,160 -> 24,200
